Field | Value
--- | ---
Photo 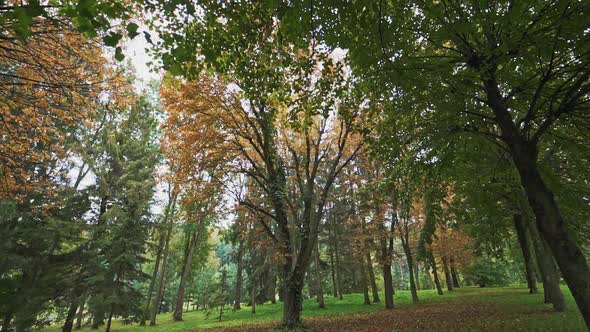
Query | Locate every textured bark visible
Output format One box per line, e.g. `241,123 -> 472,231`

250,277 -> 257,314
359,249 -> 371,305
366,251 -> 380,303
485,77 -> 588,326
442,256 -> 454,292
151,234 -> 171,324
75,296 -> 85,329
282,268 -> 304,327
315,243 -> 325,308
62,301 -> 79,332
105,310 -> 113,332
377,204 -> 396,309
513,214 -> 537,294
141,227 -> 166,325
151,194 -> 176,325
402,239 -> 419,303
329,246 -> 338,297
334,232 -> 343,300
415,262 -> 421,290
430,253 -> 443,295
173,226 -> 201,321
383,264 -> 395,309
234,240 -> 244,310
525,206 -> 566,311
450,258 -> 460,288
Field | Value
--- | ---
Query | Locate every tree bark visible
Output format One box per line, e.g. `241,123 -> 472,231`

382,264 -> 395,309
329,245 -> 338,297
513,214 -> 537,294
334,232 -> 343,300
173,225 -> 202,321
377,204 -> 395,309
250,279 -> 257,314
359,249 -> 371,305
532,219 -> 566,308
442,256 -> 454,292
415,262 -> 421,290
366,251 -> 380,303
62,301 -> 79,332
525,206 -> 565,311
402,239 -> 419,303
315,242 -> 325,308
450,258 -> 460,288
282,270 -> 304,327
151,193 -> 176,325
430,253 -> 443,295
485,77 -> 588,326
141,226 -> 166,325
75,296 -> 85,329
105,310 -> 113,332
234,240 -> 244,310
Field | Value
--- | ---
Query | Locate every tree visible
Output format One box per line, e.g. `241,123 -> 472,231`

333,1 -> 590,325
0,23 -> 134,332
160,45 -> 362,326
254,1 -> 590,326
86,96 -> 160,332
0,21 -> 125,200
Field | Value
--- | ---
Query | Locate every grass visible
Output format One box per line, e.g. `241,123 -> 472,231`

45,286 -> 586,331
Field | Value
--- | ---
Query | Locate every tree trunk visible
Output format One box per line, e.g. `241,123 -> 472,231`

449,258 -> 459,288
402,240 -> 419,303
329,246 -> 338,297
250,280 -> 257,314
382,264 -> 395,309
415,262 -> 421,290
359,250 -> 371,305
442,256 -> 454,292
513,214 -> 537,294
173,226 -> 202,321
485,77 -> 588,327
105,310 -> 113,332
62,301 -> 79,332
430,253 -> 443,295
151,195 -> 176,325
525,211 -> 566,311
334,234 -> 343,300
234,241 -> 244,310
75,296 -> 85,329
315,243 -> 325,308
141,227 -> 166,325
366,251 -> 380,303
282,271 -> 304,327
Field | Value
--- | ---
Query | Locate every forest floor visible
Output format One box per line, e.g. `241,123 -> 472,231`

47,286 -> 585,332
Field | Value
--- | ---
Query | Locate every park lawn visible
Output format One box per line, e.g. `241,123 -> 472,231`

46,286 -> 585,331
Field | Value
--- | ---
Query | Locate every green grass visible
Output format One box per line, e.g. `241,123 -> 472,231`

45,286 -> 585,331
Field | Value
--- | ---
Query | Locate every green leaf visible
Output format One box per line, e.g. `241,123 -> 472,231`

115,47 -> 125,61
11,7 -> 35,39
103,32 -> 122,47
169,63 -> 183,76
126,22 -> 139,39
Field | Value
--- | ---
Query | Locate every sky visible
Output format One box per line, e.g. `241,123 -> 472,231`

124,24 -> 162,87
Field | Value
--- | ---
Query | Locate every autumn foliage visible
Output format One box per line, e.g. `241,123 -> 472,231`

0,21 -> 130,200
